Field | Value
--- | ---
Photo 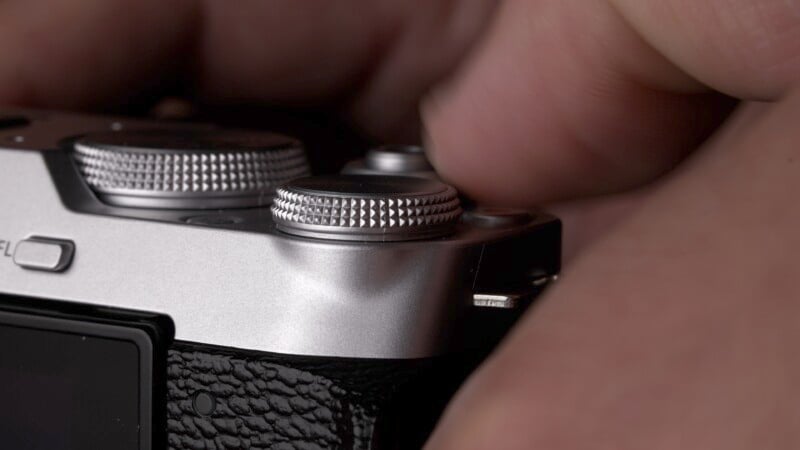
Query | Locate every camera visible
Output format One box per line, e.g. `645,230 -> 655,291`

0,109 -> 560,449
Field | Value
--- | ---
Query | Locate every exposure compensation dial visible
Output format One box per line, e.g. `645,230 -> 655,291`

72,129 -> 309,209
271,175 -> 462,241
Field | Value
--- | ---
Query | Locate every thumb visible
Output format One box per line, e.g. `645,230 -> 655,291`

421,0 -> 800,206
425,88 -> 800,450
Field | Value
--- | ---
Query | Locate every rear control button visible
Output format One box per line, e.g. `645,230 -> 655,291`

13,237 -> 75,272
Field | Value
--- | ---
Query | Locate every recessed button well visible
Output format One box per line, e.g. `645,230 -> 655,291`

13,237 -> 75,272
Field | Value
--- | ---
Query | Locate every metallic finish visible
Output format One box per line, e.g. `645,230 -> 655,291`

0,149 -> 475,357
472,293 -> 521,309
365,145 -> 432,172
0,108 -> 561,359
533,274 -> 560,286
341,145 -> 437,179
13,237 -> 75,272
272,175 -> 462,241
73,129 -> 309,209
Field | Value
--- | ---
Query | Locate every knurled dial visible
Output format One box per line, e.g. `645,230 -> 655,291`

73,129 -> 309,209
271,174 -> 463,241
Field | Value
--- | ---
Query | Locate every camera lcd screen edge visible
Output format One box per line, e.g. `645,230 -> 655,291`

0,321 -> 142,450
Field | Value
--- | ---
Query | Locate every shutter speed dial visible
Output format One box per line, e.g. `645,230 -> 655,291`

271,175 -> 462,241
73,129 -> 309,209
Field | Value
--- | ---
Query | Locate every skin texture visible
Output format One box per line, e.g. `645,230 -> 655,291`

4,0 -> 800,448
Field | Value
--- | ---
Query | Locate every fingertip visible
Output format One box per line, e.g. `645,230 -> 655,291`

420,55 -> 549,207
0,0 -> 198,109
422,0 -> 730,209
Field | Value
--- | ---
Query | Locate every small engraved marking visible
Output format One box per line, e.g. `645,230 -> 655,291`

0,239 -> 13,257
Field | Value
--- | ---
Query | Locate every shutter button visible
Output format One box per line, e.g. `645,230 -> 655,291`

13,237 -> 75,272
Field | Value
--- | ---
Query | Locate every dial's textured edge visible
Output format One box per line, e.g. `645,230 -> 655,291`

74,143 -> 309,195
270,183 -> 462,237
271,197 -> 461,228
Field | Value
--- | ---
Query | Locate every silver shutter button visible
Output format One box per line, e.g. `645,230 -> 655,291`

271,174 -> 462,241
72,129 -> 309,209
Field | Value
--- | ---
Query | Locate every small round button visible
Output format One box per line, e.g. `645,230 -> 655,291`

365,145 -> 432,172
271,174 -> 462,241
341,145 -> 437,178
192,391 -> 216,416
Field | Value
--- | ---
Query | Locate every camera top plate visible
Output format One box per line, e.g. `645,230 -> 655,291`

0,109 -> 561,359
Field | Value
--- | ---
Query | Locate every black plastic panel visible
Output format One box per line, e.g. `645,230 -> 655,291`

0,295 -> 173,450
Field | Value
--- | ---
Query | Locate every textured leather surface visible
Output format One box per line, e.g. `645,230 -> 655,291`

166,342 -> 464,450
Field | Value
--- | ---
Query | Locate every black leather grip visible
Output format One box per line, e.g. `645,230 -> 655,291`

166,342 -> 478,450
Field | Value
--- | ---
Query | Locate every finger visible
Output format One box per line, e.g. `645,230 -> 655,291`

551,97 -> 775,260
198,0 -> 498,139
0,0 -> 197,108
426,91 -> 800,449
610,0 -> 800,100
548,187 -> 650,262
423,0 -> 800,206
0,0 -> 496,140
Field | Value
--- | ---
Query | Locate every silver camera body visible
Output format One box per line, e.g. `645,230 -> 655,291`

0,109 -> 560,449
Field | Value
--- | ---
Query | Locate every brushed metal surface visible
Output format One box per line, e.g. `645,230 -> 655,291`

0,109 -> 560,359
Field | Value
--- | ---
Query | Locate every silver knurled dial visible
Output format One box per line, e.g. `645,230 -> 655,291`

271,175 -> 462,241
73,129 -> 309,209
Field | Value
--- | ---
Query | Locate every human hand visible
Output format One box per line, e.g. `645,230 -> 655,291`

4,1 -> 800,449
426,2 -> 800,449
